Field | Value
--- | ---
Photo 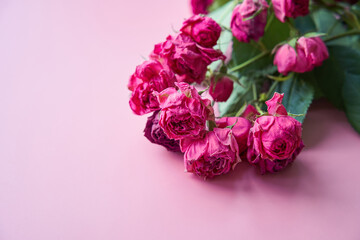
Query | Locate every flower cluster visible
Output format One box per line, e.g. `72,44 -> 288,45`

128,14 -> 306,179
126,0 -> 360,179
128,16 -> 306,177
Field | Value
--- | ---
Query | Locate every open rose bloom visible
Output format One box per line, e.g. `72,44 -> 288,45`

150,33 -> 224,84
180,128 -> 241,179
247,93 -> 304,174
180,15 -> 221,48
156,82 -> 214,140
144,111 -> 181,152
230,0 -> 268,43
128,60 -> 176,115
272,0 -> 309,22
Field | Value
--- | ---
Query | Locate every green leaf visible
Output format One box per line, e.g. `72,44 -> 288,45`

218,66 -> 277,116
313,46 -> 360,109
218,81 -> 253,117
342,72 -> 360,133
312,9 -> 358,47
208,1 -> 235,71
261,17 -> 291,50
230,38 -> 271,75
208,0 -> 231,12
294,15 -> 317,34
208,0 -> 234,53
312,9 -> 346,36
271,76 -> 315,123
303,32 -> 327,38
313,45 -> 360,134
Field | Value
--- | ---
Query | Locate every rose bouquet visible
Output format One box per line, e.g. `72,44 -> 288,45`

128,0 -> 360,179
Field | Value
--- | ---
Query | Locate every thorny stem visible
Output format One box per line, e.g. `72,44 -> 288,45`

228,51 -> 269,73
264,12 -> 274,32
324,29 -> 360,42
252,83 -> 257,101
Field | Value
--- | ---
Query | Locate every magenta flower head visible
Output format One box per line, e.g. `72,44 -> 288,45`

190,0 -> 214,14
230,0 -> 269,43
272,0 -> 309,22
297,36 -> 329,67
151,33 -> 225,84
273,37 -> 328,75
144,111 -> 181,152
180,15 -> 222,48
156,82 -> 214,140
128,60 -> 176,115
246,92 -> 304,174
265,92 -> 288,116
209,76 -> 234,102
180,128 -> 241,179
216,117 -> 252,154
273,44 -> 310,75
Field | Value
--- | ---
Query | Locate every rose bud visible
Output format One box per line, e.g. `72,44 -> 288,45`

180,15 -> 222,48
272,0 -> 309,23
273,44 -> 311,75
128,60 -> 176,115
150,33 -> 225,84
156,82 -> 214,140
216,117 -> 252,154
240,104 -> 260,121
180,128 -> 241,179
265,92 -> 288,116
190,0 -> 214,14
144,111 -> 181,152
209,76 -> 234,102
297,37 -> 329,67
246,92 -> 304,174
230,0 -> 269,43
273,37 -> 329,75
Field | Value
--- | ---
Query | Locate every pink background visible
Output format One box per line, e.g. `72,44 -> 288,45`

1,0 -> 360,239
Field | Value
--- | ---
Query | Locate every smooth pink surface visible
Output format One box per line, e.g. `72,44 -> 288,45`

1,1 -> 360,240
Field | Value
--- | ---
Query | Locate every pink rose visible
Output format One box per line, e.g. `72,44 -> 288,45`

151,33 -> 225,84
272,0 -> 309,23
190,0 -> 214,14
273,37 -> 329,75
209,76 -> 234,102
247,126 -> 304,174
180,15 -> 222,48
246,92 -> 304,174
216,117 -> 252,154
297,37 -> 329,67
157,82 -> 214,140
144,111 -> 181,152
128,60 -> 176,115
180,128 -> 241,179
273,44 -> 311,75
230,0 -> 269,43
